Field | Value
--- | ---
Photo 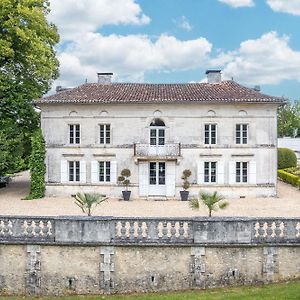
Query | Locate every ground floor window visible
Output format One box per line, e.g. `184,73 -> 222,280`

99,161 -> 111,182
236,162 -> 248,183
204,162 -> 217,183
68,161 -> 80,182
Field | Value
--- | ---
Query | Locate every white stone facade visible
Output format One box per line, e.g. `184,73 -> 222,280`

41,102 -> 278,199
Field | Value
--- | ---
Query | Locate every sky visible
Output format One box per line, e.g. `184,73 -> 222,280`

48,0 -> 300,100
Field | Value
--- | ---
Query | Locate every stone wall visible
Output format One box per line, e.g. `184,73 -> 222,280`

0,216 -> 299,296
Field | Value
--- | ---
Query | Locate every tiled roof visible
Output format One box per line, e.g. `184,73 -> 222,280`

35,81 -> 285,105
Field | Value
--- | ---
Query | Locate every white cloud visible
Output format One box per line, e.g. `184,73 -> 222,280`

177,16 -> 193,32
57,33 -> 212,87
49,0 -> 150,41
218,0 -> 255,8
217,32 -> 300,85
266,0 -> 300,16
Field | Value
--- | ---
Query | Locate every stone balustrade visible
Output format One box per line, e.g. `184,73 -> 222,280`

134,143 -> 181,157
0,216 -> 299,246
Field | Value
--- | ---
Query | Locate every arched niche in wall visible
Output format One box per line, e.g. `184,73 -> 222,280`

153,110 -> 162,117
207,110 -> 216,117
69,111 -> 78,117
238,110 -> 247,116
100,110 -> 109,117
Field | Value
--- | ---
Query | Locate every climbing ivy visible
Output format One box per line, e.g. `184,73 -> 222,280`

26,129 -> 46,199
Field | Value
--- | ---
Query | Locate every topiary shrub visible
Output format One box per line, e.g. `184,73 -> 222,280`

278,169 -> 300,188
26,129 -> 46,199
278,148 -> 297,169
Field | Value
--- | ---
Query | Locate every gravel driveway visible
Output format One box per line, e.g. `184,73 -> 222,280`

0,171 -> 299,217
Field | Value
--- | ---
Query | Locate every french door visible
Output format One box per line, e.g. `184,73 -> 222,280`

148,162 -> 166,196
149,127 -> 165,156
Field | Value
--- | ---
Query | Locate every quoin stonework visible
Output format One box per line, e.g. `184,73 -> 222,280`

34,70 -> 285,199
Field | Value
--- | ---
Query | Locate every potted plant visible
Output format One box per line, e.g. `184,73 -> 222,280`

118,168 -> 131,201
180,169 -> 192,201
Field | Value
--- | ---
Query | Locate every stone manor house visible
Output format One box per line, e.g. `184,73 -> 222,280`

35,71 -> 285,199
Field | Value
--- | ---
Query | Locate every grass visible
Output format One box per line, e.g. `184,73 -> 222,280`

1,281 -> 299,300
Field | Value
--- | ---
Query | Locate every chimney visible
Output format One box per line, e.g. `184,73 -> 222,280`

206,70 -> 222,84
97,72 -> 113,84
253,85 -> 261,92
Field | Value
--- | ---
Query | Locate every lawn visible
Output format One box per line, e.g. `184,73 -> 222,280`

1,281 -> 299,300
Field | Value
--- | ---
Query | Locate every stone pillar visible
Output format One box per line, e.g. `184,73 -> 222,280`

25,245 -> 41,295
191,247 -> 206,288
100,246 -> 114,292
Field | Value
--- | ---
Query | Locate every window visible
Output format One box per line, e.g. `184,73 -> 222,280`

100,124 -> 111,144
68,161 -> 80,182
236,162 -> 248,183
204,162 -> 217,183
204,124 -> 217,145
69,124 -> 80,144
99,161 -> 111,182
236,124 -> 248,144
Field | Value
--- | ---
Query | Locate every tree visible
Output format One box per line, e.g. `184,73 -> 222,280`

26,129 -> 46,199
278,101 -> 300,138
190,191 -> 229,217
74,193 -> 108,216
0,0 -> 59,175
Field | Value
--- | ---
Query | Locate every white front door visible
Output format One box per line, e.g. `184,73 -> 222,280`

148,162 -> 166,196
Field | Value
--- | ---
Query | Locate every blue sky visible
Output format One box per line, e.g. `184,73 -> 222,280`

49,0 -> 300,100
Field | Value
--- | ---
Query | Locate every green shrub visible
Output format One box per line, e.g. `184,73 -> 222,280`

278,169 -> 300,188
26,129 -> 46,199
278,148 -> 297,169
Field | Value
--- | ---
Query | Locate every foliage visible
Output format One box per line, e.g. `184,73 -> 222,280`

278,170 -> 300,188
0,0 -> 59,176
181,169 -> 192,190
278,101 -> 300,137
190,191 -> 228,217
74,193 -> 107,216
26,129 -> 46,199
118,169 -> 131,191
284,166 -> 300,177
278,148 -> 297,169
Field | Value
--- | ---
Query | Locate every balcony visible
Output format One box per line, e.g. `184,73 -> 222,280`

134,143 -> 181,160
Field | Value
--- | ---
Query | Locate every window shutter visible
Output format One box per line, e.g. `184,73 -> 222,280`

110,160 -> 117,183
217,161 -> 224,185
139,162 -> 148,196
60,160 -> 68,183
197,161 -> 204,184
80,161 -> 86,183
91,160 -> 99,183
249,161 -> 256,184
166,161 -> 176,197
229,161 -> 236,184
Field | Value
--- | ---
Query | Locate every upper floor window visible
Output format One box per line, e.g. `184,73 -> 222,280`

150,118 -> 165,146
69,124 -> 80,144
204,124 -> 217,145
100,124 -> 111,144
204,161 -> 217,183
236,162 -> 248,183
236,124 -> 248,144
99,161 -> 111,182
68,161 -> 80,182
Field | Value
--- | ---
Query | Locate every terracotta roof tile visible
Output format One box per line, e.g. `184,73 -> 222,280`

35,81 -> 285,105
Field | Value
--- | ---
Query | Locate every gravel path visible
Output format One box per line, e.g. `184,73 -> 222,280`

0,171 -> 299,217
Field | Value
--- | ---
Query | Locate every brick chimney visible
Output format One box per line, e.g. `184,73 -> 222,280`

97,72 -> 113,84
206,70 -> 222,84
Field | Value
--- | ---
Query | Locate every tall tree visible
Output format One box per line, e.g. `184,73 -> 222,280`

0,0 -> 59,175
278,101 -> 300,138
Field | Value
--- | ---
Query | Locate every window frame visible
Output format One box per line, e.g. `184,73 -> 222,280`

236,123 -> 248,145
204,123 -> 217,145
68,160 -> 80,182
69,124 -> 80,145
99,124 -> 111,145
98,161 -> 111,183
204,161 -> 217,183
236,161 -> 248,183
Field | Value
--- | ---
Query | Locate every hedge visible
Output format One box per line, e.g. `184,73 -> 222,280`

278,148 -> 297,169
278,169 -> 300,188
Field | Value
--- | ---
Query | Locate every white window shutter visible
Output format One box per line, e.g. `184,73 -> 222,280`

249,161 -> 257,184
197,161 -> 204,184
229,161 -> 236,184
61,160 -> 68,183
80,161 -> 86,183
166,161 -> 176,197
139,162 -> 148,196
110,160 -> 117,183
217,161 -> 224,185
91,160 -> 99,183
